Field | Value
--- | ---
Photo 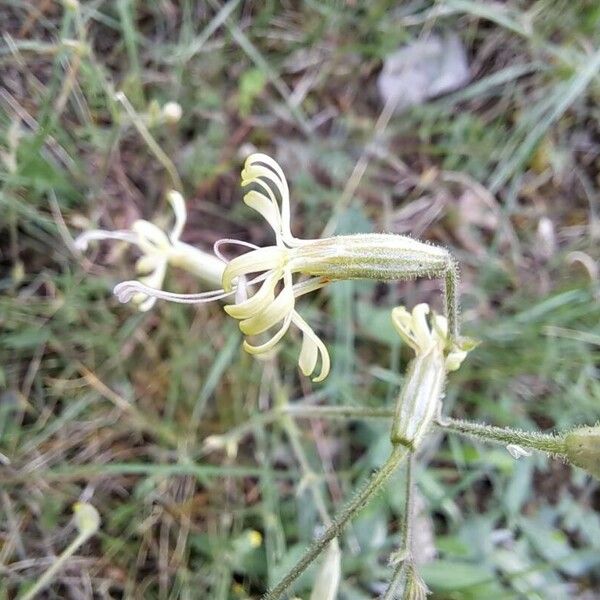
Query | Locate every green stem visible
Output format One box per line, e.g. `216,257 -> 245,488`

439,417 -> 566,455
115,91 -> 183,191
273,379 -> 332,527
444,261 -> 460,343
381,454 -> 415,599
201,406 -> 393,459
263,445 -> 409,600
285,405 -> 393,420
20,532 -> 91,600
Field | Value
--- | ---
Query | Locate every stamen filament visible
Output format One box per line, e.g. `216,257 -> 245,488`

114,281 -> 235,305
213,238 -> 260,263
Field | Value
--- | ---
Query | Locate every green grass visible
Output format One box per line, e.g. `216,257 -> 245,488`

1,1 -> 599,598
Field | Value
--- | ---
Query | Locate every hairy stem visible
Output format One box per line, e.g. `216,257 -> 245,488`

263,445 -> 409,600
381,454 -> 415,599
439,417 -> 566,455
444,261 -> 460,343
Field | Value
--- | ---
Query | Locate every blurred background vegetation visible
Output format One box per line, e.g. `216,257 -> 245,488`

1,1 -> 599,598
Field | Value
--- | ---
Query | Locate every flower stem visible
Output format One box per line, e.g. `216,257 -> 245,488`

20,534 -> 86,600
381,453 -> 415,599
444,261 -> 460,343
438,417 -> 566,455
263,444 -> 409,600
115,91 -> 183,192
285,405 -> 394,420
272,378 -> 333,527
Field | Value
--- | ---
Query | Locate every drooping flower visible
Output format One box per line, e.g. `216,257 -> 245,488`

114,153 -> 461,382
115,154 -> 332,381
75,190 -> 224,311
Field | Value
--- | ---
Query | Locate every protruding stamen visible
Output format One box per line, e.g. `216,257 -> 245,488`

292,276 -> 329,298
213,238 -> 260,264
113,280 -> 235,305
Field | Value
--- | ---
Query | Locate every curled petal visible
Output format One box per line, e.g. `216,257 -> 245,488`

391,306 -> 418,351
134,259 -> 167,312
291,311 -> 330,382
136,254 -> 160,274
411,304 -> 432,350
392,304 -> 437,353
243,188 -> 282,238
292,276 -> 330,298
242,153 -> 297,246
132,220 -> 171,254
74,229 -> 139,251
224,272 -> 279,320
242,312 -> 293,355
239,272 -> 294,336
167,190 -> 186,241
445,347 -> 468,372
134,293 -> 157,312
222,246 -> 285,291
298,328 -> 319,377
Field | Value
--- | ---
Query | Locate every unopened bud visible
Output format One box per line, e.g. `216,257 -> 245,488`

390,346 -> 446,449
389,304 -> 469,449
564,426 -> 600,479
73,502 -> 101,536
162,101 -> 182,124
62,0 -> 79,11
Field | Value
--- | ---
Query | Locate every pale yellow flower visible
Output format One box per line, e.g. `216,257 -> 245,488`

75,190 -> 224,311
114,153 -> 460,382
115,154 -> 331,381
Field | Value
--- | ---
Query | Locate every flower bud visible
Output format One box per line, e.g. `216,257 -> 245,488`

162,101 -> 183,124
390,346 -> 446,449
564,426 -> 600,479
390,305 -> 448,449
310,540 -> 341,600
73,502 -> 101,536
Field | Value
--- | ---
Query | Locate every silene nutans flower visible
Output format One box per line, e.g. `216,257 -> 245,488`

113,153 -> 462,382
75,190 -> 224,311
390,304 -> 470,450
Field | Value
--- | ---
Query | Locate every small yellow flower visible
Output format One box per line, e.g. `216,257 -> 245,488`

248,530 -> 263,548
